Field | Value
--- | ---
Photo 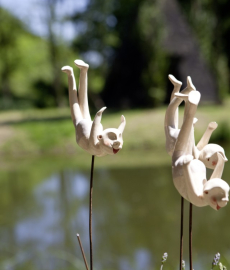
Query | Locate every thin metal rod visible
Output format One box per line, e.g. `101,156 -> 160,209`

89,155 -> 95,270
77,234 -> 89,270
179,197 -> 184,270
189,203 -> 193,270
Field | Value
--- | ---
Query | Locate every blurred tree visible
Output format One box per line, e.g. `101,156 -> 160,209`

0,6 -> 76,109
71,0 -> 168,109
44,0 -> 65,107
177,0 -> 230,100
0,8 -> 24,108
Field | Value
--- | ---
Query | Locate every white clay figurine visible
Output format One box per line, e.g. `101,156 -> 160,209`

165,75 -> 228,169
62,60 -> 126,157
165,76 -> 229,210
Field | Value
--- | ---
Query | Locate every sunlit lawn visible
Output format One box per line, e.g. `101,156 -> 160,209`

0,97 -> 230,169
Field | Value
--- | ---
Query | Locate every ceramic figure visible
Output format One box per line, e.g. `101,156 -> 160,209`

62,60 -> 126,157
165,75 -> 227,168
168,90 -> 229,209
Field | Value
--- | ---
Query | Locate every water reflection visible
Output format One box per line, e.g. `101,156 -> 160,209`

0,158 -> 230,270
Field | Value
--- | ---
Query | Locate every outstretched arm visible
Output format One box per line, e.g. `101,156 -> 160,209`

196,122 -> 218,151
210,152 -> 225,179
89,107 -> 106,147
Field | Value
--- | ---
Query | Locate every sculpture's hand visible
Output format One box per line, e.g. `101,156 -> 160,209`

89,107 -> 107,147
96,107 -> 107,117
208,122 -> 218,131
210,152 -> 225,179
183,155 -> 194,164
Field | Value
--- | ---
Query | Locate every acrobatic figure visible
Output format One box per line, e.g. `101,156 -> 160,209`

171,89 -> 229,209
62,60 -> 126,157
165,75 -> 228,169
165,75 -> 229,270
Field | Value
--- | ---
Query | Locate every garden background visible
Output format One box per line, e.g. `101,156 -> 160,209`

0,0 -> 230,269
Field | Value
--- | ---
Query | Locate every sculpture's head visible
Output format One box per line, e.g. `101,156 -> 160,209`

203,178 -> 229,210
97,116 -> 126,155
199,144 -> 228,169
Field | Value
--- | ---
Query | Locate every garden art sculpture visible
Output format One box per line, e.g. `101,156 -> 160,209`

164,75 -> 229,270
62,60 -> 126,157
61,59 -> 229,270
62,59 -> 126,270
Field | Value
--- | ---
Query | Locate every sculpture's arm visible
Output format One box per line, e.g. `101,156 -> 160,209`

210,153 -> 225,179
89,107 -> 106,147
196,122 -> 218,151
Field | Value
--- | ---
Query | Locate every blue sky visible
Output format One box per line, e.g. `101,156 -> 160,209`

0,0 -> 87,40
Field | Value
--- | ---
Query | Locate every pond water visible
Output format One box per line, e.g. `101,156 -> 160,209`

0,149 -> 230,270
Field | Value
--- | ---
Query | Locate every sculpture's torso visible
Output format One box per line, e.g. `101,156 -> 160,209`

172,151 -> 208,207
76,120 -> 106,156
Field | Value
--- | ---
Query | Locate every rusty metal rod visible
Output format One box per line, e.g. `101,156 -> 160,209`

77,233 -> 89,270
89,155 -> 95,270
179,197 -> 184,270
189,203 -> 193,270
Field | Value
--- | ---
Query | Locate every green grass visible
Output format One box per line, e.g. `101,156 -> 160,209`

0,98 -> 230,168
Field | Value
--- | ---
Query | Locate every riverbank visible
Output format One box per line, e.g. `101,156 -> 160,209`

0,99 -> 230,167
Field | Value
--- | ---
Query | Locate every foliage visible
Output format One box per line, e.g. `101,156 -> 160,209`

71,0 -> 169,109
2,0 -> 230,109
177,0 -> 230,100
0,7 -> 77,110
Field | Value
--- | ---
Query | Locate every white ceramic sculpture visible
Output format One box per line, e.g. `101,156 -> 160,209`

165,75 -> 228,167
62,60 -> 126,157
165,77 -> 229,210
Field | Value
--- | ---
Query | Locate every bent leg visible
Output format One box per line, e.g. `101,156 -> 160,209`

62,66 -> 82,125
166,75 -> 196,130
168,75 -> 182,129
174,91 -> 201,155
74,60 -> 91,121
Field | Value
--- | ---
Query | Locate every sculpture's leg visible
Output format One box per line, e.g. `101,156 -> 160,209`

62,66 -> 83,125
173,91 -> 201,155
174,92 -> 200,270
165,96 -> 183,130
169,75 -> 182,129
167,75 -> 196,130
74,60 -> 91,121
169,75 -> 182,102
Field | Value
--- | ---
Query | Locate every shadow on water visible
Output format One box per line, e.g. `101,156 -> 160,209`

0,151 -> 230,270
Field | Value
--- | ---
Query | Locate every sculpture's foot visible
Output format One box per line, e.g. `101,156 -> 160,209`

175,91 -> 200,105
181,76 -> 196,94
61,65 -> 73,76
74,59 -> 89,69
168,74 -> 182,87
